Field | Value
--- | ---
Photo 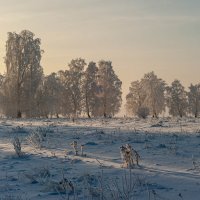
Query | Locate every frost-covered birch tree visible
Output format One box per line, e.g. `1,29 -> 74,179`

55,70 -> 73,117
97,61 -> 122,117
140,71 -> 165,118
63,58 -> 86,118
125,80 -> 145,116
4,30 -> 43,118
166,80 -> 188,117
187,84 -> 200,118
83,61 -> 99,118
42,73 -> 63,118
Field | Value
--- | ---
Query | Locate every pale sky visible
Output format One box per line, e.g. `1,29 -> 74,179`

0,0 -> 200,103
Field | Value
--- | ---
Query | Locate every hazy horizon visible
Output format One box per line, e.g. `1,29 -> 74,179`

0,0 -> 200,100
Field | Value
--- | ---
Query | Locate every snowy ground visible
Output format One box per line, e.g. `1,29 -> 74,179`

0,117 -> 200,200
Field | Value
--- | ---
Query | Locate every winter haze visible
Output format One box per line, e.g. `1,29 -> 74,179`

1,1 -> 200,199
0,0 -> 200,108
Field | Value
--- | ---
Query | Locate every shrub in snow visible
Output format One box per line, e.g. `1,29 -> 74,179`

42,177 -> 74,194
133,149 -> 140,166
58,178 -> 74,193
108,170 -> 146,199
26,129 -> 47,149
70,141 -> 86,156
81,144 -> 86,156
120,145 -> 128,168
27,132 -> 42,149
36,167 -> 51,184
24,166 -> 51,185
36,126 -> 51,136
137,107 -> 149,119
192,156 -> 200,171
12,136 -> 23,157
71,141 -> 78,155
120,144 -> 140,168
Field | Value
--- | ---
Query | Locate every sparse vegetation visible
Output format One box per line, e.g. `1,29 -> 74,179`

12,136 -> 23,157
120,144 -> 140,168
26,127 -> 48,149
1,116 -> 200,199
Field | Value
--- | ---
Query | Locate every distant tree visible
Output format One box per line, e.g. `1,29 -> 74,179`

34,83 -> 49,118
63,58 -> 86,118
97,60 -> 122,117
187,84 -> 200,118
4,30 -> 43,118
42,73 -> 63,118
83,61 -> 99,118
22,59 -> 43,118
140,71 -> 165,118
56,70 -> 74,118
125,80 -> 145,116
166,80 -> 188,117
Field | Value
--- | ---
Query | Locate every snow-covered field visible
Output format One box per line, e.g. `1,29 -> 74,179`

0,117 -> 200,200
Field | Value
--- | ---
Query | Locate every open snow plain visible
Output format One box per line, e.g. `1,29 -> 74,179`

0,117 -> 200,200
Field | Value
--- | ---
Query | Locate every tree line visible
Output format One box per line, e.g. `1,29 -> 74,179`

0,30 -> 122,118
0,30 -> 199,119
126,71 -> 200,118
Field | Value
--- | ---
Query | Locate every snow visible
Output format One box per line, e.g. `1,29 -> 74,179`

0,117 -> 200,199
